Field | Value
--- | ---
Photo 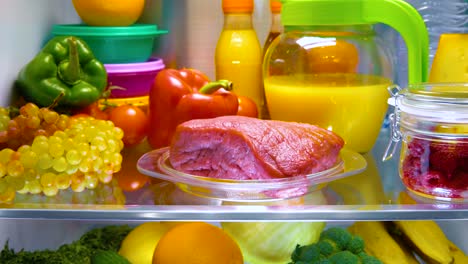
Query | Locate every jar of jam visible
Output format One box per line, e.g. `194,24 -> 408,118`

383,83 -> 468,202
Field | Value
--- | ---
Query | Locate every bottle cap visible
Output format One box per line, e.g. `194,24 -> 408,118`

223,0 -> 254,13
270,0 -> 282,13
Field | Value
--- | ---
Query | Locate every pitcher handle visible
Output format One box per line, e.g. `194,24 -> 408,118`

363,0 -> 429,84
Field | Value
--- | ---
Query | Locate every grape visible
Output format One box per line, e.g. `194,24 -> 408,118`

43,186 -> 59,197
84,125 -> 99,139
7,160 -> 24,177
55,173 -> 71,190
76,142 -> 89,156
5,175 -> 25,191
49,143 -> 65,158
71,181 -> 86,193
0,186 -> 15,203
52,157 -> 68,172
37,153 -> 53,170
41,109 -> 59,124
91,136 -> 107,151
25,115 -> 41,129
40,172 -> 56,188
98,171 -> 113,184
0,149 -> 14,163
20,150 -> 38,169
28,180 -> 42,194
24,168 -> 39,181
85,172 -> 98,189
20,103 -> 40,117
31,136 -> 49,154
0,103 -> 125,201
66,149 -> 81,165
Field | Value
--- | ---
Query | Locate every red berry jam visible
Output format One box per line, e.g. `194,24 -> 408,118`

401,138 -> 468,200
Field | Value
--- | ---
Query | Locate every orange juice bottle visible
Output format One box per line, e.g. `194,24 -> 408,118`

261,0 -> 283,119
263,0 -> 283,58
215,0 -> 264,118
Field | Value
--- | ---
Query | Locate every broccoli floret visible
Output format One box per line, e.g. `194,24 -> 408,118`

329,251 -> 360,264
291,244 -> 321,263
358,252 -> 383,264
316,240 -> 337,256
289,227 -> 383,264
320,227 -> 352,250
346,236 -> 365,254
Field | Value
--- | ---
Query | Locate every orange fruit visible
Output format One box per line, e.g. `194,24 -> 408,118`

306,39 -> 359,74
153,222 -> 243,264
72,0 -> 145,26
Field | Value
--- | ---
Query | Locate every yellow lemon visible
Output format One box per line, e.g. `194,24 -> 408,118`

72,0 -> 145,26
119,222 -> 182,264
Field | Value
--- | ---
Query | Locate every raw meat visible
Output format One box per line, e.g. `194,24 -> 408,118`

169,116 -> 344,180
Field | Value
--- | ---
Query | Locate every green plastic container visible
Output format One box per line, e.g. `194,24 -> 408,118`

51,24 -> 168,64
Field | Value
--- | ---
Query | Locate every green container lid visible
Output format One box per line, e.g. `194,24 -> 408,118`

52,24 -> 168,37
280,0 -> 429,84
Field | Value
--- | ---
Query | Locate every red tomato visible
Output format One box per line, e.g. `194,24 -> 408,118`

75,101 -> 109,120
237,96 -> 259,118
108,104 -> 148,147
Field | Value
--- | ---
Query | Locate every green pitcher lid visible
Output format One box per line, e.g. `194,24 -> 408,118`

280,0 -> 429,84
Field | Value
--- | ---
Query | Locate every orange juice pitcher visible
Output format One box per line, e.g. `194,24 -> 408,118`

263,0 -> 429,153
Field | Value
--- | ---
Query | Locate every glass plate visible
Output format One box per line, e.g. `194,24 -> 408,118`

137,147 -> 367,202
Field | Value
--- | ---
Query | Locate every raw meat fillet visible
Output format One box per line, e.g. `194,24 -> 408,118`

169,116 -> 344,180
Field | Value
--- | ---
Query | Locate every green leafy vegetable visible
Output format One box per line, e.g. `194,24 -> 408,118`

0,225 -> 133,264
289,227 -> 383,264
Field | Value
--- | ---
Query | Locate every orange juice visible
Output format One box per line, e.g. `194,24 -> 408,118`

264,74 -> 391,153
215,29 -> 263,118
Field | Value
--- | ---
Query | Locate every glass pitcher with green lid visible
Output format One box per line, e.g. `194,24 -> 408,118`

263,0 -> 428,154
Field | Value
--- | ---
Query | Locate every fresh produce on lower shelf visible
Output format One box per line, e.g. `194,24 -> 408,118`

288,227 -> 382,264
221,222 -> 325,264
349,220 -> 468,264
348,221 -> 419,264
153,222 -> 244,264
118,222 -> 184,264
389,221 -> 457,264
0,225 -> 133,264
91,250 -> 131,264
0,103 -> 124,203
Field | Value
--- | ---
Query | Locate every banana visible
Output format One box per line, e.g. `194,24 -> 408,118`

448,240 -> 468,264
348,221 -> 418,264
391,221 -> 453,264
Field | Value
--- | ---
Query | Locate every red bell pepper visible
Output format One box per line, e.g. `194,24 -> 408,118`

148,68 -> 240,149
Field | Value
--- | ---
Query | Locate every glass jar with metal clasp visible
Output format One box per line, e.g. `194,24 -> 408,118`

383,83 -> 468,203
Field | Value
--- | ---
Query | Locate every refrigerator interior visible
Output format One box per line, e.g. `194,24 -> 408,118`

0,0 -> 467,257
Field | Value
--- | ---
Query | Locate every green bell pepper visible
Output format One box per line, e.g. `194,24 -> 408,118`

16,36 -> 107,108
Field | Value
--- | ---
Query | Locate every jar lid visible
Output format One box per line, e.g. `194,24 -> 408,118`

105,57 -> 165,73
390,83 -> 468,123
52,24 -> 168,37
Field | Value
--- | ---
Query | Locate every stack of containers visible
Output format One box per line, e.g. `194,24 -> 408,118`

50,0 -> 168,111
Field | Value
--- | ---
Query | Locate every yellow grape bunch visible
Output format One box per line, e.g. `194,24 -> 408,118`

0,103 -> 125,203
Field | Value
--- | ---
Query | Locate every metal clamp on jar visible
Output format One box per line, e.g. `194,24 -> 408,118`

383,83 -> 468,203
